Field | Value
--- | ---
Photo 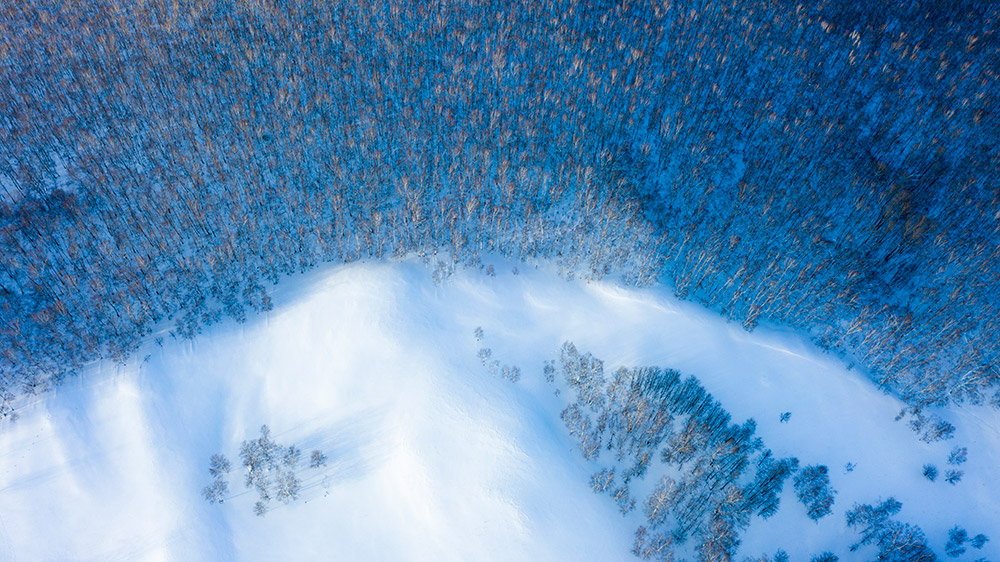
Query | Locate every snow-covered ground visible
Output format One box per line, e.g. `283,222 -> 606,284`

0,258 -> 997,561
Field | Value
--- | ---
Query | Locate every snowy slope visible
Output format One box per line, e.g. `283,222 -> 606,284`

0,258 -> 997,561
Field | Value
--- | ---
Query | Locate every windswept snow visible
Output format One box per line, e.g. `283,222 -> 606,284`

0,258 -> 997,561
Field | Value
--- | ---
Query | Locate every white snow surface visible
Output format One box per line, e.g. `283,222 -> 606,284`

1,257 -> 998,561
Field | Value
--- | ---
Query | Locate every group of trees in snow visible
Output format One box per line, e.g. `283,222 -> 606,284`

895,407 -> 957,443
908,409 -> 970,485
845,498 -> 936,562
203,424 -> 328,516
553,342 -> 997,562
944,526 -> 991,559
474,327 -> 521,382
1,1 -> 997,413
938,445 -> 969,485
554,341 -> 812,561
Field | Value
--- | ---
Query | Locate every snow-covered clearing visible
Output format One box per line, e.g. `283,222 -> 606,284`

0,258 -> 997,561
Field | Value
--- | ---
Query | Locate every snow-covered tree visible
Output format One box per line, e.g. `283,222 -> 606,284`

794,465 -> 836,521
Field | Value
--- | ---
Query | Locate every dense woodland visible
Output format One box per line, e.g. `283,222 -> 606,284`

1,0 -> 999,415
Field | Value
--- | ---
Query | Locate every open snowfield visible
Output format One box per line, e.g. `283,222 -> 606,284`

1,258 -> 997,561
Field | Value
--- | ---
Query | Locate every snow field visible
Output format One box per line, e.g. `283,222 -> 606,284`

0,257 -> 996,561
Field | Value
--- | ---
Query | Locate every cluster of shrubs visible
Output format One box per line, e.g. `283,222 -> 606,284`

923,446 -> 969,485
203,425 -> 328,516
474,327 -> 521,383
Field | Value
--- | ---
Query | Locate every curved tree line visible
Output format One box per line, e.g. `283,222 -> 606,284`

1,0 -> 998,412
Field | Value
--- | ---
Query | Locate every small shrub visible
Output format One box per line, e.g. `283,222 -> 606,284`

613,485 -> 635,514
283,445 -> 302,467
209,454 -> 231,477
310,449 -> 328,468
543,360 -> 556,384
971,533 -> 990,549
947,447 -> 968,465
202,478 -> 228,504
922,464 -> 938,481
476,347 -> 493,365
944,469 -> 964,484
591,468 -> 615,494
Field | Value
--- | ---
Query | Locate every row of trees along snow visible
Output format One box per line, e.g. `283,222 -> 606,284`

1,0 -> 998,412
